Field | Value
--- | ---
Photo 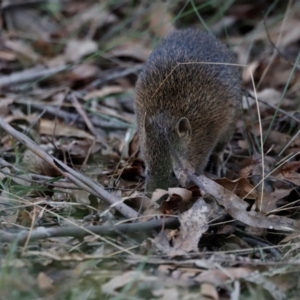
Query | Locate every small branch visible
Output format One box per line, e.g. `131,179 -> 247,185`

0,217 -> 179,245
0,65 -> 68,88
88,64 -> 143,88
1,0 -> 70,10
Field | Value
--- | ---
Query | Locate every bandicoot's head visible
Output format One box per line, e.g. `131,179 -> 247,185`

138,112 -> 193,194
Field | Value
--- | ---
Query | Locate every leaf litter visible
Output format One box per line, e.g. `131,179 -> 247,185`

1,1 -> 300,299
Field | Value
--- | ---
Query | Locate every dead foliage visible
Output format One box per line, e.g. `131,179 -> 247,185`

1,1 -> 300,299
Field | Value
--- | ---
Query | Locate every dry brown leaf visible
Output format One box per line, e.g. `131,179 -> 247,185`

254,56 -> 299,90
237,139 -> 249,151
101,271 -> 157,295
4,7 -> 57,37
37,272 -> 54,290
256,88 -> 295,108
222,234 -> 251,250
277,161 -> 300,173
68,64 -> 98,81
168,188 -> 192,202
128,132 -> 140,157
109,42 -> 151,62
0,98 -> 14,117
273,163 -> 300,186
260,189 -> 292,213
152,288 -> 179,300
0,190 -> 19,224
22,149 -> 60,176
19,210 -> 35,227
117,166 -> 144,184
200,283 -> 219,300
215,177 -> 257,199
10,174 -> 32,187
279,232 -> 300,244
84,86 -> 126,101
67,189 -> 91,206
195,267 -> 253,285
64,39 -> 98,62
96,105 -> 134,124
40,119 -> 95,140
65,3 -> 117,35
157,263 -> 202,283
173,198 -> 209,252
239,162 -> 255,178
249,10 -> 300,47
152,230 -> 173,254
148,2 -> 175,37
60,139 -> 93,157
0,166 -> 10,181
157,187 -> 193,215
5,40 -> 40,63
0,51 -> 16,61
243,88 -> 295,111
3,114 -> 39,130
152,189 -> 169,203
245,226 -> 267,237
265,131 -> 299,154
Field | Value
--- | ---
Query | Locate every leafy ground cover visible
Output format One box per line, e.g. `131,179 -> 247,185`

1,1 -> 300,299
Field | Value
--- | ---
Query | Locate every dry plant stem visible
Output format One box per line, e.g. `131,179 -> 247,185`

1,0 -> 54,9
88,63 -> 143,88
0,117 -> 138,219
0,65 -> 68,88
69,93 -> 105,167
250,72 -> 265,212
0,217 -> 179,245
27,102 -> 129,130
128,253 -> 300,267
70,93 -> 97,136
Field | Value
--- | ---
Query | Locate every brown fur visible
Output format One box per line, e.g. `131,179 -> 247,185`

135,29 -> 242,193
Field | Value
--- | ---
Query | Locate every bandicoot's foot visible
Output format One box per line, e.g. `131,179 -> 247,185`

207,151 -> 226,178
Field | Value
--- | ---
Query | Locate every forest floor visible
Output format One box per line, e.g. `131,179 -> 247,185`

1,1 -> 300,299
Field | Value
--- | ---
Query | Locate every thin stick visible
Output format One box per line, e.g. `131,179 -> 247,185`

0,217 -> 179,245
249,72 -> 265,212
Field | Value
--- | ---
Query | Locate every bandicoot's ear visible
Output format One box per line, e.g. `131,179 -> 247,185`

175,117 -> 191,137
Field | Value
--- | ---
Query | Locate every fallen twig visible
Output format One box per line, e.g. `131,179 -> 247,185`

0,65 -> 68,88
0,217 -> 179,244
88,64 -> 143,88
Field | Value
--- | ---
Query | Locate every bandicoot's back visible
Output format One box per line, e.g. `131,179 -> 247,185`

135,29 -> 242,193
